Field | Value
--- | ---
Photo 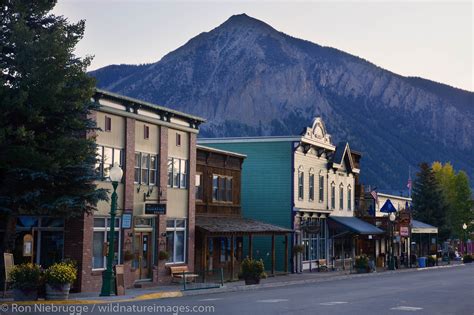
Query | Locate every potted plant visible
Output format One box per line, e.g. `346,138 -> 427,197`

44,262 -> 77,300
293,244 -> 305,256
463,254 -> 473,263
158,250 -> 170,261
355,255 -> 369,273
123,250 -> 134,262
9,263 -> 42,301
239,258 -> 266,285
426,255 -> 436,267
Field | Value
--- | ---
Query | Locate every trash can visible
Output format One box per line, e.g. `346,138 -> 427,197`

418,257 -> 427,268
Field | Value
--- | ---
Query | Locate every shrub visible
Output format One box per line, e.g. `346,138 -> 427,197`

463,254 -> 473,263
355,255 -> 369,270
44,262 -> 77,285
239,258 -> 266,280
9,263 -> 42,290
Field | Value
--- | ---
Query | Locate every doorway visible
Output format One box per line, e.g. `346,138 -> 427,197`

134,232 -> 152,280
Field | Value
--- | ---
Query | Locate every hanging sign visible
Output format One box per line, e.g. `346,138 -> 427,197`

400,226 -> 410,237
145,203 -> 166,215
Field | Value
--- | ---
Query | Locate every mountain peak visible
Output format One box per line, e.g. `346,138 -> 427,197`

219,13 -> 276,32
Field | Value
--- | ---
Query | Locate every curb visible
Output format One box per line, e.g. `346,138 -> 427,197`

1,291 -> 183,306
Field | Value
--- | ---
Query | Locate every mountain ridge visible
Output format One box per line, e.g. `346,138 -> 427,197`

90,14 -> 474,189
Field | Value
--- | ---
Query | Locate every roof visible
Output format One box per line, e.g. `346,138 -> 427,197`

195,216 -> 292,235
198,136 -> 302,144
411,219 -> 438,234
328,216 -> 385,235
94,89 -> 206,123
197,145 -> 247,158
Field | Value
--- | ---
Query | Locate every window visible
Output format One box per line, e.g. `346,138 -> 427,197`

173,159 -> 180,187
96,146 -> 124,180
298,170 -> 304,200
92,217 -> 121,270
339,185 -> 344,210
302,218 -> 326,261
179,160 -> 187,189
104,116 -> 112,132
309,173 -> 315,201
149,155 -> 157,185
226,178 -> 233,202
195,174 -> 203,200
144,125 -> 150,140
135,152 -> 158,185
166,219 -> 186,263
331,183 -> 335,209
319,175 -> 324,202
212,175 -> 233,202
167,157 -> 188,189
176,134 -> 181,146
212,175 -> 219,200
168,158 -> 173,187
141,154 -> 150,184
348,186 -> 352,211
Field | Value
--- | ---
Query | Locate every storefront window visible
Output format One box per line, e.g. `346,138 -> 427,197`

302,218 -> 326,261
166,219 -> 187,263
92,217 -> 121,270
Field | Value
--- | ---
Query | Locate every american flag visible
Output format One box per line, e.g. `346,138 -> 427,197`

407,177 -> 412,190
370,189 -> 378,201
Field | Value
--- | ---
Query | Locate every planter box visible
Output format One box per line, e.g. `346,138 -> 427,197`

13,288 -> 38,301
46,283 -> 71,300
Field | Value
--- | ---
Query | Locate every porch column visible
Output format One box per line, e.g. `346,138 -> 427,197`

271,233 -> 276,276
230,235 -> 235,280
284,234 -> 289,273
248,234 -> 253,259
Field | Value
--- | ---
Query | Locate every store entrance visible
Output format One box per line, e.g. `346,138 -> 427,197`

134,232 -> 152,280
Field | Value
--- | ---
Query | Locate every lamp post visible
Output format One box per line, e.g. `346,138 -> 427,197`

388,212 -> 396,270
100,163 -> 123,296
462,223 -> 468,255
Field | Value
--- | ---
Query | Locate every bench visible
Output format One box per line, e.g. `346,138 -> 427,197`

317,259 -> 328,272
170,266 -> 199,283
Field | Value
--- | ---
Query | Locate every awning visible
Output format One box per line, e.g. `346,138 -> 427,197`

411,220 -> 438,234
196,216 -> 292,235
329,216 -> 385,235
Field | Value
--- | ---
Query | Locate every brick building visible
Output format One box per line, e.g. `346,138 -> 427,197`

1,89 -> 205,292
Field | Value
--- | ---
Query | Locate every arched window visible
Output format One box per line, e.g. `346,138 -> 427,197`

330,182 -> 335,209
339,184 -> 344,210
298,166 -> 304,200
309,168 -> 314,201
348,185 -> 352,211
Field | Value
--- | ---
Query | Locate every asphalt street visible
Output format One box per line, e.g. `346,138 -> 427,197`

4,264 -> 473,315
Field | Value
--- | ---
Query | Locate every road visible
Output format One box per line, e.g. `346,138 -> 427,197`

3,265 -> 473,315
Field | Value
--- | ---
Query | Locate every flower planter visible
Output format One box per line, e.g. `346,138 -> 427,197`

13,288 -> 38,301
244,278 -> 260,285
45,283 -> 71,300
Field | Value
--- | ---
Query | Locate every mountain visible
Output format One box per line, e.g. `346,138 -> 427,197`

90,14 -> 474,190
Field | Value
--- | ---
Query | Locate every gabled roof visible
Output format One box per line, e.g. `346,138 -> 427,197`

329,142 -> 359,174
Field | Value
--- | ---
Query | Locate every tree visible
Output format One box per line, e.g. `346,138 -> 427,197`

452,171 -> 472,238
0,0 -> 107,251
412,162 -> 449,240
432,162 -> 456,237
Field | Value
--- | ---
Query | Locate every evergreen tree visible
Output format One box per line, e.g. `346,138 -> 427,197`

412,162 -> 449,240
0,1 -> 107,249
452,171 -> 472,238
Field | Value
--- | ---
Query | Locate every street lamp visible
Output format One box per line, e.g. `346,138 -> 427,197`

462,223 -> 468,255
100,163 -> 123,296
389,212 -> 396,270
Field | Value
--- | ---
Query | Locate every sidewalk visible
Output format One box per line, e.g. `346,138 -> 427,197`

0,261 -> 465,304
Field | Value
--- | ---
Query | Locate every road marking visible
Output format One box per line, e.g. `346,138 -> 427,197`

391,306 -> 423,311
320,301 -> 348,306
198,298 -> 223,301
256,299 -> 289,303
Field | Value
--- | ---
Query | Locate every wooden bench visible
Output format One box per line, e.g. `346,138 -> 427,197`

170,266 -> 199,283
317,259 -> 328,272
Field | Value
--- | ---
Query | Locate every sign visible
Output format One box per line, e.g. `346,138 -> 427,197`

4,253 -> 14,285
121,213 -> 132,229
145,203 -> 166,215
114,265 -> 125,296
23,234 -> 34,257
400,226 -> 410,237
301,221 -> 321,234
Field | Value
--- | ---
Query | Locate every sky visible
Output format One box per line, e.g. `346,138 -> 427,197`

54,1 -> 473,92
